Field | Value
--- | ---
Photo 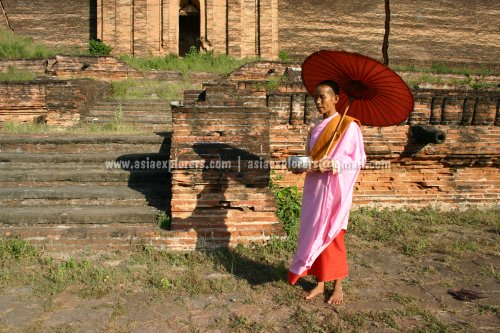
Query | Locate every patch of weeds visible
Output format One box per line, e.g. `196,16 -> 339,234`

337,309 -> 368,331
451,240 -> 478,252
278,50 -> 289,61
0,238 -> 39,260
401,239 -> 428,256
228,314 -> 267,332
51,324 -> 77,333
113,105 -> 124,123
349,207 -> 499,256
35,257 -> 116,298
110,300 -> 126,319
1,121 -> 51,134
289,308 -> 341,333
269,175 -> 302,247
0,120 -> 145,134
404,307 -> 462,333
120,47 -> 256,75
148,270 -> 174,290
440,279 -> 454,289
480,264 -> 498,280
272,284 -> 300,306
0,27 -> 57,59
367,310 -> 399,329
0,66 -> 37,81
156,212 -> 171,230
89,39 -> 112,55
111,78 -> 194,100
476,303 -> 500,315
387,292 -> 416,305
250,75 -> 283,92
357,257 -> 372,268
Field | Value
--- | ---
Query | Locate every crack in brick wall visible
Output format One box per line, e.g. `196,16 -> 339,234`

0,0 -> 13,31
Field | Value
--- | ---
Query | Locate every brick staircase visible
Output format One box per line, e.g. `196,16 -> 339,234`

0,85 -> 287,252
0,132 -> 173,251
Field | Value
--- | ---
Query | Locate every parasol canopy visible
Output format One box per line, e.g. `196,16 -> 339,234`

301,50 -> 414,127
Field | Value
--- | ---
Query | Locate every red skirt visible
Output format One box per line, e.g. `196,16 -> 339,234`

288,229 -> 348,285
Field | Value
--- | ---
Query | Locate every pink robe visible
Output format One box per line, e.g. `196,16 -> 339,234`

288,113 -> 366,276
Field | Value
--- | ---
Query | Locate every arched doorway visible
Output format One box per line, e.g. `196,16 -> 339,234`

179,0 -> 200,56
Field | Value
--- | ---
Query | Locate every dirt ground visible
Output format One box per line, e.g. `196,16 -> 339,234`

0,210 -> 499,333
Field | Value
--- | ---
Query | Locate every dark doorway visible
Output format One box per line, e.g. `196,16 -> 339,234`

89,0 -> 98,40
179,1 -> 201,56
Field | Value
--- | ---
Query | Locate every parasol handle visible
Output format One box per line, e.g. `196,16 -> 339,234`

322,98 -> 353,159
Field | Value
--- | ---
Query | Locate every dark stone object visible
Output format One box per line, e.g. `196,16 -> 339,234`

410,124 -> 446,144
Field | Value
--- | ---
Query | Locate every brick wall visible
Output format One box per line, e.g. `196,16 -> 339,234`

0,79 -> 111,126
1,0 -> 96,49
168,77 -> 499,250
169,84 -> 285,249
279,0 -> 500,66
1,0 -> 279,58
267,89 -> 499,209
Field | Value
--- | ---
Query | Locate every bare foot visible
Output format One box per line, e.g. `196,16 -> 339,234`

304,282 -> 325,300
327,280 -> 344,305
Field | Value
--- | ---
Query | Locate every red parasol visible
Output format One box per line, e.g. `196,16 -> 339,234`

301,50 -> 414,127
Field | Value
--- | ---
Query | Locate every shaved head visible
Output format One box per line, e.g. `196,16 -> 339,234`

316,80 -> 340,96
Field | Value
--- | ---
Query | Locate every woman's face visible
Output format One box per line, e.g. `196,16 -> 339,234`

314,84 -> 339,117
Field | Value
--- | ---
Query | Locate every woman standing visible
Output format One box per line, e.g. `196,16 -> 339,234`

288,80 -> 366,305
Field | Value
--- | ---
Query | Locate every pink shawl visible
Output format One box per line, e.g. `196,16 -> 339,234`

289,113 -> 366,276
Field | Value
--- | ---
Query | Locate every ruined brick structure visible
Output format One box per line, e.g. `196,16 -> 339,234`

229,62 -> 499,209
0,79 -> 110,126
95,0 -> 278,57
0,61 -> 498,251
0,0 -> 97,50
2,1 -> 500,64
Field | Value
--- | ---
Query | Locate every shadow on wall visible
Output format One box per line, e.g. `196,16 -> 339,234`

116,132 -> 172,216
189,142 -> 262,250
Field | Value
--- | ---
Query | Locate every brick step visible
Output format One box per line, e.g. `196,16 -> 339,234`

0,223 -> 173,250
94,99 -> 172,106
174,106 -> 269,113
87,108 -> 170,115
0,185 -> 169,200
83,117 -> 172,125
0,206 -> 161,225
0,225 -> 276,252
0,169 -> 170,183
0,143 -> 169,154
173,111 -> 269,119
0,134 -> 169,145
0,152 -> 170,164
86,108 -> 171,115
0,185 -> 170,208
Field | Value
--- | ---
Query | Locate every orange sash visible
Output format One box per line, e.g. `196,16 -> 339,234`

310,115 -> 361,161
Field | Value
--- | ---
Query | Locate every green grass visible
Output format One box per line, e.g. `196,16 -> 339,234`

0,66 -> 37,81
111,79 -> 193,100
119,47 -> 255,75
250,75 -> 283,92
348,206 -> 498,256
0,238 -> 39,260
0,27 -> 57,59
